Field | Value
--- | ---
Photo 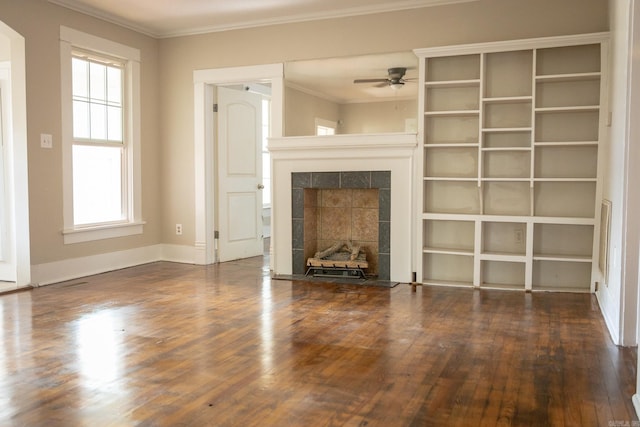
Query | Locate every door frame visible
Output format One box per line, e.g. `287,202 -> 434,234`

0,22 -> 30,289
193,63 -> 283,265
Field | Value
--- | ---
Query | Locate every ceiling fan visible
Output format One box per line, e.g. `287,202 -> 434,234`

353,67 -> 415,89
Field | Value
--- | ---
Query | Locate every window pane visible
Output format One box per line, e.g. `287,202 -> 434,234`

72,58 -> 88,99
107,106 -> 122,142
89,62 -> 106,102
73,100 -> 90,139
90,103 -> 107,140
107,66 -> 122,105
73,145 -> 123,225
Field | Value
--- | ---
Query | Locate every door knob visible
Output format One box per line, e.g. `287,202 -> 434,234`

257,184 -> 264,190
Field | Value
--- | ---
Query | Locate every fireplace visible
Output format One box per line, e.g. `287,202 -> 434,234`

268,132 -> 416,284
291,171 -> 391,280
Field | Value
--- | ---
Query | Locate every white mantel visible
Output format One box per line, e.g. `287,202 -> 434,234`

268,132 -> 418,282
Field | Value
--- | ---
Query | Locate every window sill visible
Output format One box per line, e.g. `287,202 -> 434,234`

62,221 -> 145,244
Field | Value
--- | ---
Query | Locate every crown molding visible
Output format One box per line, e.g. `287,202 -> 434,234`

49,0 -> 477,39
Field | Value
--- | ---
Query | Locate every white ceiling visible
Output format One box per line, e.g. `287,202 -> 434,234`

48,0 -> 463,102
48,0 -> 473,38
286,52 -> 419,103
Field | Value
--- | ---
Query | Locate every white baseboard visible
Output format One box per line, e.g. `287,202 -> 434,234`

595,289 -> 621,346
30,244 -> 200,287
633,394 -> 640,420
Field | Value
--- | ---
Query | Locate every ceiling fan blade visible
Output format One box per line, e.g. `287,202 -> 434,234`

374,82 -> 389,88
354,78 -> 389,84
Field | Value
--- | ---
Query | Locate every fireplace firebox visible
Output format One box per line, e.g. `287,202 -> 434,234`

291,171 -> 391,280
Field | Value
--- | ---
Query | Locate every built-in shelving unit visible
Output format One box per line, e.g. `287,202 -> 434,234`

415,33 -> 608,292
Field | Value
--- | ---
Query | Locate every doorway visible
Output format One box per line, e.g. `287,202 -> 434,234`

193,63 -> 283,266
0,22 -> 30,290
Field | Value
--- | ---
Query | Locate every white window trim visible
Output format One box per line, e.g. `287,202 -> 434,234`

60,26 -> 144,244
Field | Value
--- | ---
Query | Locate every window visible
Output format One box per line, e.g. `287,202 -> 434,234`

72,52 -> 124,225
60,27 -> 143,243
315,118 -> 337,136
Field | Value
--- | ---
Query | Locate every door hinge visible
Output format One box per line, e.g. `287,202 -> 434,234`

214,230 -> 219,239
213,104 -> 218,113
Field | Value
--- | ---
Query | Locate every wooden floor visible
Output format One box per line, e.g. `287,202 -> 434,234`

0,256 -> 637,426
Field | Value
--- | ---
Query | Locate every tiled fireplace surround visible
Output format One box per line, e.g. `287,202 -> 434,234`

291,171 -> 391,280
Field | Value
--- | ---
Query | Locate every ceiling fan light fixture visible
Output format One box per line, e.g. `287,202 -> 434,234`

390,81 -> 404,90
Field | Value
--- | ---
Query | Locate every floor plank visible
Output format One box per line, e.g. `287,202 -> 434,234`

0,257 -> 637,426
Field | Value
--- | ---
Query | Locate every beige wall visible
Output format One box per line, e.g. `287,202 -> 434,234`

0,0 -> 161,265
339,100 -> 418,134
284,86 -> 339,136
284,88 -> 417,136
0,0 -> 609,268
159,0 -> 607,245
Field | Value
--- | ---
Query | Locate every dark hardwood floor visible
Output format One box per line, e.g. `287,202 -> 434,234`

0,256 -> 637,426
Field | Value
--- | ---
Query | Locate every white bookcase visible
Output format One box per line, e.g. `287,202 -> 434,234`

414,33 -> 608,292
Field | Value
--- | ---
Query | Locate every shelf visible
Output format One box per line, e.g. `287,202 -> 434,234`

425,145 -> 478,178
482,127 -> 532,133
484,50 -> 533,98
533,178 -> 597,183
536,44 -> 601,76
483,181 -> 531,216
535,110 -> 599,143
533,254 -> 592,262
483,131 -> 531,149
534,144 -> 597,179
423,247 -> 474,256
423,253 -> 474,284
484,101 -> 532,128
422,279 -> 473,288
534,141 -> 598,146
483,150 -> 530,179
425,143 -> 478,148
425,115 -> 479,144
424,180 -> 481,214
535,106 -> 599,113
423,219 -> 475,253
426,85 -> 480,111
425,79 -> 481,87
482,221 -> 526,256
536,78 -> 600,108
482,147 -> 531,151
533,223 -> 593,259
483,96 -> 532,104
532,216 -> 595,225
532,260 -> 592,291
425,177 -> 478,181
481,178 -> 530,182
534,181 -> 596,218
426,54 -> 481,81
482,260 -> 525,289
535,72 -> 601,82
425,110 -> 480,116
480,253 -> 527,262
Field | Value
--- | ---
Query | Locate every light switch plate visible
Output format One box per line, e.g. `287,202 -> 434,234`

40,133 -> 53,149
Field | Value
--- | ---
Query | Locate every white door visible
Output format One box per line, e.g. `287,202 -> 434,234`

216,86 -> 264,262
0,84 -> 15,282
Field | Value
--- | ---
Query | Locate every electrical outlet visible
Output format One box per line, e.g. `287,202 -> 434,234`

176,224 -> 182,235
514,228 -> 523,244
40,133 -> 53,149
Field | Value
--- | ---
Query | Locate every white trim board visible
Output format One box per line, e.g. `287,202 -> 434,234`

30,244 -> 200,287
